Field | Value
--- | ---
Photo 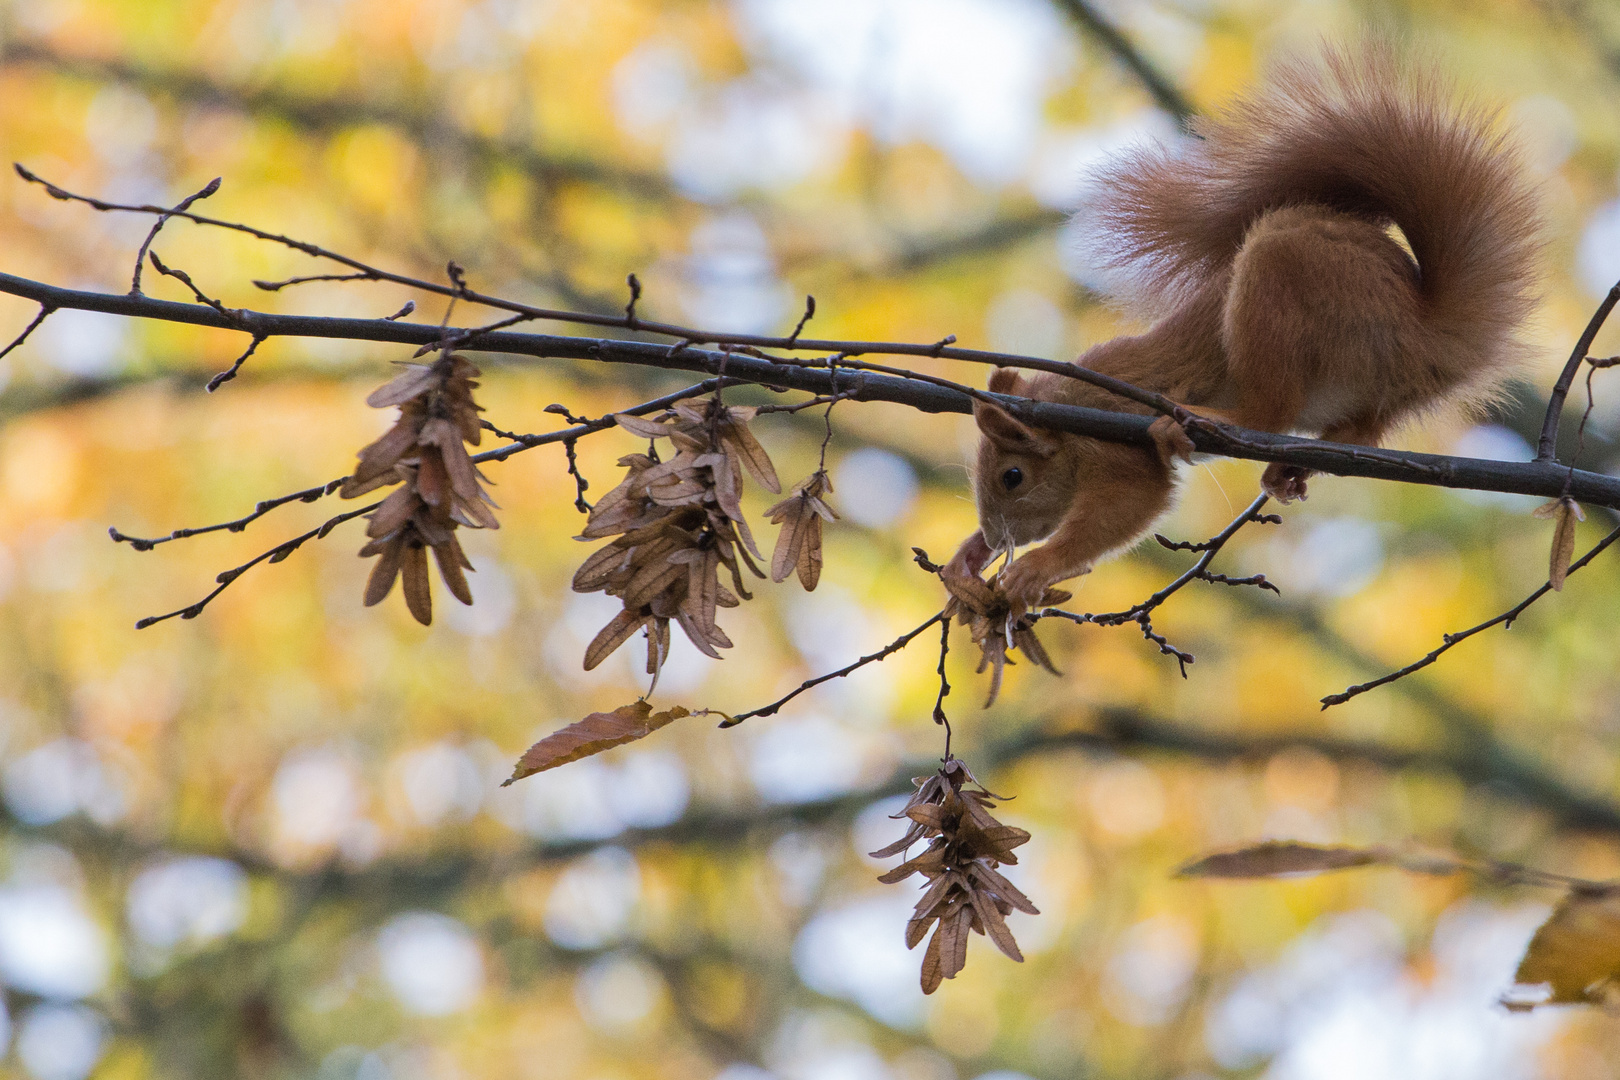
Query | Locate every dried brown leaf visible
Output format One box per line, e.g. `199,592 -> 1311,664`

1176,841 -> 1388,879
400,538 -> 432,625
584,608 -> 644,671
919,921 -> 946,994
720,412 -> 780,493
347,413 -> 423,491
366,485 -> 421,539
965,861 -> 1039,915
614,413 -> 675,439
366,363 -> 439,407
968,884 -> 1024,962
433,535 -> 474,605
505,701 -> 692,784
420,418 -> 484,505
1535,497 -> 1584,591
362,535 -> 404,606
451,492 -> 501,531
1508,887 -> 1620,1007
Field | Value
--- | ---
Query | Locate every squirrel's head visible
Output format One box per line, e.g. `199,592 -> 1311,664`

972,368 -> 1081,554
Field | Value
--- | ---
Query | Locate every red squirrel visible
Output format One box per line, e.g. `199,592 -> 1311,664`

946,45 -> 1541,611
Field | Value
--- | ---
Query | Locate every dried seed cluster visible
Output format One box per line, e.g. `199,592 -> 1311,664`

942,573 -> 1068,706
873,758 -> 1039,994
574,397 -> 822,675
765,469 -> 837,590
341,354 -> 497,625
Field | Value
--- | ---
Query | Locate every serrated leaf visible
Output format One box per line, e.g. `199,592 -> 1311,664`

1176,841 -> 1387,879
505,701 -> 691,784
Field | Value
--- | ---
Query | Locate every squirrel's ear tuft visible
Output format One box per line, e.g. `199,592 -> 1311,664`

973,399 -> 1058,457
986,367 -> 1026,396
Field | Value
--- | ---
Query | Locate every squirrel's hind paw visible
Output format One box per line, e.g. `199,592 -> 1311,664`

1262,462 -> 1310,503
1148,414 -> 1197,466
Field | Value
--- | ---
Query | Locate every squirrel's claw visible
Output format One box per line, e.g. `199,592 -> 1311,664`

995,555 -> 1057,619
1148,414 -> 1197,466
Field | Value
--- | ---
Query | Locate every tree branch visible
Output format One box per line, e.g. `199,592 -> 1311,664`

6,270 -> 1620,508
1049,0 -> 1197,127
1537,282 -> 1620,461
1320,522 -> 1620,707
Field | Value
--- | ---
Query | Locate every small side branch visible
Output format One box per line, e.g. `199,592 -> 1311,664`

134,501 -> 380,628
147,251 -> 241,325
111,380 -> 722,551
720,610 -> 948,726
0,302 -> 54,363
206,334 -> 264,392
1321,522 -> 1620,708
933,617 -> 953,757
1538,279 -> 1620,461
1049,0 -> 1196,127
1037,493 -> 1279,672
110,476 -> 344,551
130,176 -> 220,295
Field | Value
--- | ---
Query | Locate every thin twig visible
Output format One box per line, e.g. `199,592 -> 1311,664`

933,617 -> 953,758
134,501 -> 380,628
786,295 -> 815,344
409,311 -> 533,358
1036,494 -> 1279,671
562,438 -> 591,513
1321,522 -> 1620,708
206,334 -> 264,392
720,611 -> 948,726
0,302 -> 54,362
1538,280 -> 1620,461
8,164 -> 1177,411
147,251 -> 241,325
111,379 -> 721,550
1048,0 -> 1196,127
130,176 -> 220,295
253,271 -> 376,291
624,273 -> 641,328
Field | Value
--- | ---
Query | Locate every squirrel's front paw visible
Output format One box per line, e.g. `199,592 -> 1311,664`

1262,462 -> 1310,503
995,555 -> 1060,616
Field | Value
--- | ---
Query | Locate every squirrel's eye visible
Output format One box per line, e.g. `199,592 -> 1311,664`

1002,467 -> 1023,491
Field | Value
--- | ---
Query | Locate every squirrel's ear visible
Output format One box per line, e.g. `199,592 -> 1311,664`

973,399 -> 1058,457
986,367 -> 1026,396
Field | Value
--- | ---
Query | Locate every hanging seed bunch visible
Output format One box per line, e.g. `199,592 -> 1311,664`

765,469 -> 836,590
872,757 -> 1039,994
340,353 -> 497,625
572,397 -> 784,675
941,572 -> 1068,707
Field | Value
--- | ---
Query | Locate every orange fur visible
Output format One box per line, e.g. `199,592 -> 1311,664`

947,44 -> 1542,609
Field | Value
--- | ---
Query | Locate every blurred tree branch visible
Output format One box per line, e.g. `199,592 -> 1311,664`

1049,0 -> 1197,126
0,38 -> 678,204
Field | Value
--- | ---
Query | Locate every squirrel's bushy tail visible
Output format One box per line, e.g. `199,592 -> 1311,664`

1088,42 -> 1541,384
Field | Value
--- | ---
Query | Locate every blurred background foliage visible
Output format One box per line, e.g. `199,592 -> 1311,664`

0,1 -> 1619,1078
